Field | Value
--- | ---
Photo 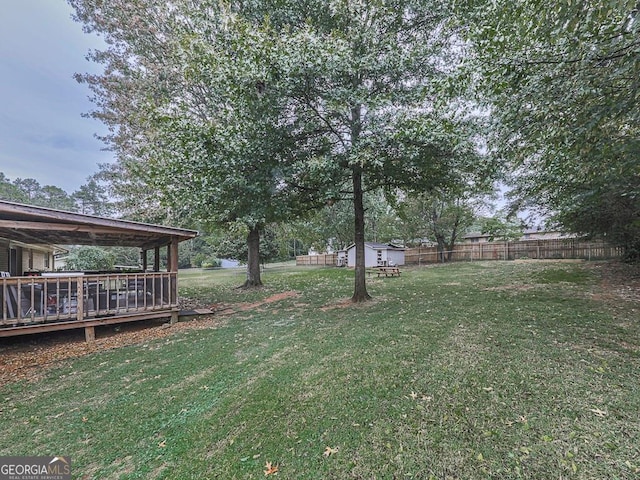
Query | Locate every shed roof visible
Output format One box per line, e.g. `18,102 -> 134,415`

0,200 -> 198,250
345,242 -> 406,251
463,232 -> 491,240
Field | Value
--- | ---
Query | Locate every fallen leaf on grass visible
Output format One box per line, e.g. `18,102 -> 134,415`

158,440 -> 166,448
323,446 -> 338,457
625,460 -> 640,473
264,461 -> 278,475
589,408 -> 607,417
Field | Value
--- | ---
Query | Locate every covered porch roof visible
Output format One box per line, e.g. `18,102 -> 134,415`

0,200 -> 197,250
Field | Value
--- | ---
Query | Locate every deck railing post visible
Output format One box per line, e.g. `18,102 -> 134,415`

16,278 -> 22,322
76,279 -> 84,321
2,280 -> 6,322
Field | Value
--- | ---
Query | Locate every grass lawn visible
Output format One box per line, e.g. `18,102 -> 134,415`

0,260 -> 639,479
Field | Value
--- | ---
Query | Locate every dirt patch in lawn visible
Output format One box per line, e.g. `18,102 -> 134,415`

211,291 -> 300,316
320,296 -> 382,311
236,291 -> 300,311
320,298 -> 354,311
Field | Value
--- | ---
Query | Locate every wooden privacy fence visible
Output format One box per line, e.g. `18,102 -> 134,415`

296,253 -> 337,266
296,239 -> 622,266
404,239 -> 623,265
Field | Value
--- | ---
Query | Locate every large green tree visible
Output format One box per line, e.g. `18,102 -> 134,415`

0,173 -> 27,203
69,1 -> 333,287
459,0 -> 640,259
480,210 -> 525,242
39,185 -> 77,212
65,246 -> 115,271
209,223 -> 282,265
291,190 -> 402,253
395,191 -> 478,260
72,179 -> 112,216
275,1 -> 491,300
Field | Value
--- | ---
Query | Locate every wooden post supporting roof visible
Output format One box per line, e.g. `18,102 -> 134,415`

154,247 -> 160,272
169,237 -> 179,273
141,249 -> 148,271
169,237 -> 179,323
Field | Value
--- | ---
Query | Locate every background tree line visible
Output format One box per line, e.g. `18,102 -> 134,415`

0,169 -> 511,270
0,173 -> 111,216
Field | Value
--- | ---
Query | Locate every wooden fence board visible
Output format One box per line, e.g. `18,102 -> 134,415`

403,239 -> 622,265
296,253 -> 337,266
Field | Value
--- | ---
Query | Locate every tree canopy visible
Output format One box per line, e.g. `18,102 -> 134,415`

70,1 -> 337,287
274,1 -> 493,299
459,0 -> 640,259
395,190 -> 479,259
0,172 -> 106,214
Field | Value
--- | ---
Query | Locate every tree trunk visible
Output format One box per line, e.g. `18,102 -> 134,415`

434,232 -> 447,263
446,245 -> 454,262
351,166 -> 371,302
242,225 -> 263,288
446,216 -> 461,262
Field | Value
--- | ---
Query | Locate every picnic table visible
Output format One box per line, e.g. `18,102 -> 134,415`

375,266 -> 401,277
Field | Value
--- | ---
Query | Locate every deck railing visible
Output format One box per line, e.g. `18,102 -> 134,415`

0,272 -> 177,327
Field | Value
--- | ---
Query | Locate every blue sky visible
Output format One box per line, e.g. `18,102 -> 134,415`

0,1 -> 111,193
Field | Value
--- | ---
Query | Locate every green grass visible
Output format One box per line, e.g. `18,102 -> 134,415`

532,264 -> 594,285
1,261 -> 639,479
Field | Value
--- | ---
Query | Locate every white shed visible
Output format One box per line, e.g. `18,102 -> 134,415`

345,242 -> 405,268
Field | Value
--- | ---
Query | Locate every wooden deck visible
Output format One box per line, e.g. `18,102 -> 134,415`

1,272 -> 179,341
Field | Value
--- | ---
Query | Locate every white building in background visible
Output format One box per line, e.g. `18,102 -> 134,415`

463,228 -> 577,243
